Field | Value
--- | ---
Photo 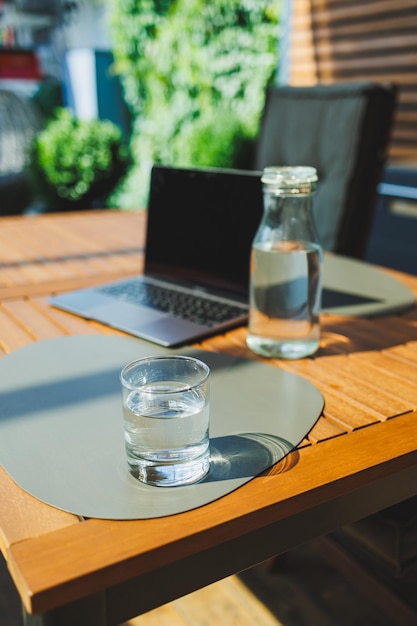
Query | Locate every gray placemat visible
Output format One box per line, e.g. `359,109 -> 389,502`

323,253 -> 415,316
0,335 -> 323,519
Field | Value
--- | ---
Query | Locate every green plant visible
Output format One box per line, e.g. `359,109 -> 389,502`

109,0 -> 280,208
31,77 -> 65,123
28,108 -> 132,212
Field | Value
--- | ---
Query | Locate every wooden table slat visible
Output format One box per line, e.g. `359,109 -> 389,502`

2,299 -> 67,342
385,344 -> 417,365
353,349 -> 417,382
0,306 -> 35,352
319,387 -> 384,431
306,416 -> 346,443
286,358 -> 414,418
0,211 -> 145,300
322,353 -> 417,405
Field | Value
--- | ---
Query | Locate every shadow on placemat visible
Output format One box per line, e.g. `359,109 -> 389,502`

205,434 -> 294,482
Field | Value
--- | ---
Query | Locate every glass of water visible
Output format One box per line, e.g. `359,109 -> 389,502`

120,355 -> 210,487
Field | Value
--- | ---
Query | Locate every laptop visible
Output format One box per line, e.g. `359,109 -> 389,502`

50,164 -> 264,347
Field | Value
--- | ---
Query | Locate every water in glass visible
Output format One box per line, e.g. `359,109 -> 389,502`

123,381 -> 209,486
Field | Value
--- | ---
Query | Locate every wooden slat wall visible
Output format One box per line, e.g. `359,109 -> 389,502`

282,0 -> 417,164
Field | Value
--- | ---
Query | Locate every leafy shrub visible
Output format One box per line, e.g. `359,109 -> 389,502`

28,108 -> 132,212
109,0 -> 279,208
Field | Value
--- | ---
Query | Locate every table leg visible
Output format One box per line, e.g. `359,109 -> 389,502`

22,591 -> 107,626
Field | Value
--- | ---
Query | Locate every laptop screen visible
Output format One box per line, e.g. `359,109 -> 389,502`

145,165 -> 264,300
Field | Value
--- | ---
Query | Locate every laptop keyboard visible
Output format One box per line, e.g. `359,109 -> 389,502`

99,279 -> 247,327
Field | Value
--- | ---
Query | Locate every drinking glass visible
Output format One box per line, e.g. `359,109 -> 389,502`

120,355 -> 210,487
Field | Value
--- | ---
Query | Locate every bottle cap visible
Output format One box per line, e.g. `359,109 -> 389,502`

261,166 -> 318,194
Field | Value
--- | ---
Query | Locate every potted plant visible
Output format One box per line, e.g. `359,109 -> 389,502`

28,107 -> 132,212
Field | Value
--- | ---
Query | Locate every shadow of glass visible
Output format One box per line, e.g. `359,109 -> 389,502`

203,433 -> 294,483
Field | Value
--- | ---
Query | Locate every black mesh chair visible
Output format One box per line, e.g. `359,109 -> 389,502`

255,82 -> 397,259
0,89 -> 41,215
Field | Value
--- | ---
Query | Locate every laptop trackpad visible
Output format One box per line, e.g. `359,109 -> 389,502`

138,317 -> 206,347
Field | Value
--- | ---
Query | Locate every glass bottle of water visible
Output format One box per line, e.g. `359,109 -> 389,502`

246,166 -> 323,359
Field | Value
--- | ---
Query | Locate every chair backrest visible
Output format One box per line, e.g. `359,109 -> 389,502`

254,82 -> 397,258
0,89 -> 41,215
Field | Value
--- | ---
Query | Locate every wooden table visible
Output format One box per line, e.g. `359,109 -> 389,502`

1,210 -> 417,626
